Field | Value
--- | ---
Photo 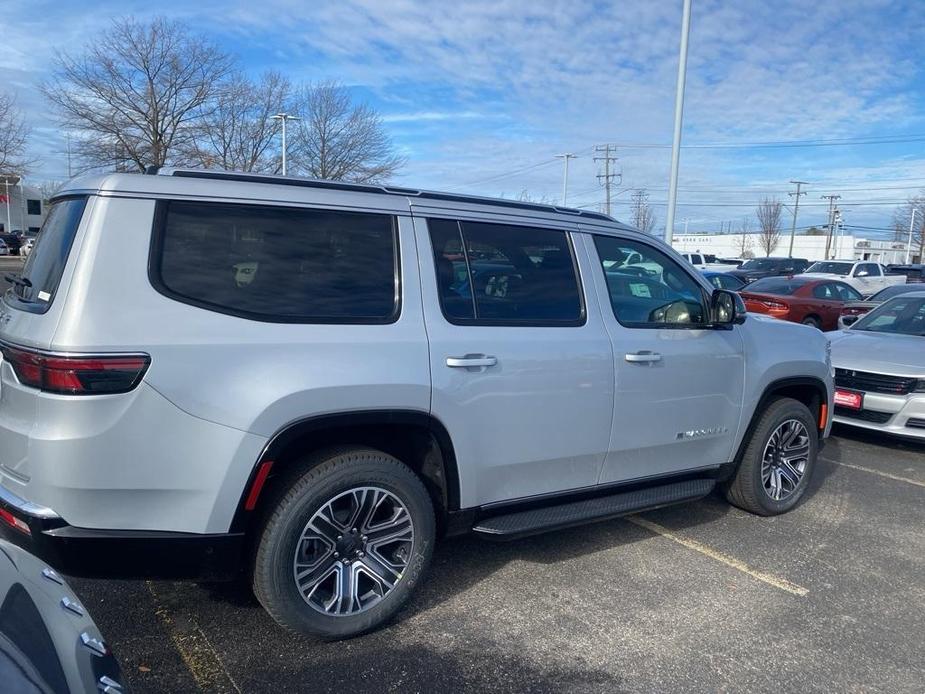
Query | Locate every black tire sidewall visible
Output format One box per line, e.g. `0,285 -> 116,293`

745,400 -> 818,514
255,451 -> 435,639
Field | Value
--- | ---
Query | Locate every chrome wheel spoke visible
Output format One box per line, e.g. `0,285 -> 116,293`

293,485 -> 414,617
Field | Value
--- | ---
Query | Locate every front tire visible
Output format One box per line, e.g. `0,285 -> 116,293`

253,448 -> 435,639
723,397 -> 817,516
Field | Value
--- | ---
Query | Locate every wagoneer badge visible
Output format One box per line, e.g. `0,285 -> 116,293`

676,427 -> 728,441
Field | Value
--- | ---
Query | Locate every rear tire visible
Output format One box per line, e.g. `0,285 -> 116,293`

253,448 -> 435,639
723,397 -> 817,516
801,315 -> 822,329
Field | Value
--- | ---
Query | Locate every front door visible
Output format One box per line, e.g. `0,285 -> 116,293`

582,233 -> 746,484
414,216 -> 614,508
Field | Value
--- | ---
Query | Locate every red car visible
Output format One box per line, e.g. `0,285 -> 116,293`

740,276 -> 863,330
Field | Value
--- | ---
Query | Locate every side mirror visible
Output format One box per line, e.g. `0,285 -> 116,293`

841,315 -> 860,327
711,289 -> 746,327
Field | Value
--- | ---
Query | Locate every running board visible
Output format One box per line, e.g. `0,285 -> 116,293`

471,479 -> 715,539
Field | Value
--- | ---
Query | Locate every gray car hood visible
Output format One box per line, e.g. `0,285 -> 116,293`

828,329 -> 925,377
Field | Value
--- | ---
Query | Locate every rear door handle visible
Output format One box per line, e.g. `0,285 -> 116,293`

446,355 -> 498,368
625,351 -> 662,363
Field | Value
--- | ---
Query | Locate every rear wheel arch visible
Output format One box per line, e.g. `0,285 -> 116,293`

231,411 -> 460,534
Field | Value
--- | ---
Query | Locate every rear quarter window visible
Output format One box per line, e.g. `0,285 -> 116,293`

3,196 -> 87,314
151,201 -> 400,323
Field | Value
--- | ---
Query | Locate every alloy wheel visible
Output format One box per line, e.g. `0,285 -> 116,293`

292,487 -> 414,616
761,419 -> 810,501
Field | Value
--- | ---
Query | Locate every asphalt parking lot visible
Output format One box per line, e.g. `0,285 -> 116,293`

61,427 -> 924,694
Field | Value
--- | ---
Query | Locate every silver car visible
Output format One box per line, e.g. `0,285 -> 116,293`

0,169 -> 832,639
829,291 -> 925,439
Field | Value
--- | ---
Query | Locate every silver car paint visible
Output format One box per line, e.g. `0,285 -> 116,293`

0,172 -> 833,535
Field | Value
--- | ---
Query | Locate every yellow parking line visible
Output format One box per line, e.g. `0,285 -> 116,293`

627,516 -> 809,597
827,460 -> 925,489
146,582 -> 243,693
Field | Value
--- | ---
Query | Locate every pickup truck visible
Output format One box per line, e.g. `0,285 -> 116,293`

800,261 -> 906,297
680,252 -> 740,272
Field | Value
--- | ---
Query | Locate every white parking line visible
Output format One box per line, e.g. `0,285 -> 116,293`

627,516 -> 809,597
825,459 -> 925,489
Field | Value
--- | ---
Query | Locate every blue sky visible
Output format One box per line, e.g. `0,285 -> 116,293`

2,0 -> 925,235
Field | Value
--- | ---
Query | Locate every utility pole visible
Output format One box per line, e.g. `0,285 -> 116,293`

683,218 -> 689,234
787,180 -> 808,258
555,153 -> 577,206
66,133 -> 72,178
821,194 -> 841,259
594,145 -> 620,216
3,179 -> 10,234
664,0 -> 693,245
272,113 -> 300,175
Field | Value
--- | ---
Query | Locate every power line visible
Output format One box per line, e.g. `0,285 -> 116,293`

604,134 -> 925,150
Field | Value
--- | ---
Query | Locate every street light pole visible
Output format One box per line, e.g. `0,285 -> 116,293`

664,0 -> 693,246
555,153 -> 577,206
272,113 -> 300,176
908,208 -> 917,264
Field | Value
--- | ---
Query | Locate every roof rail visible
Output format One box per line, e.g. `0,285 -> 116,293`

159,168 -> 614,222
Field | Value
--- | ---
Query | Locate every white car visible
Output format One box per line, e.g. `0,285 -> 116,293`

829,291 -> 925,439
801,261 -> 905,297
680,252 -> 740,272
0,239 -> 8,256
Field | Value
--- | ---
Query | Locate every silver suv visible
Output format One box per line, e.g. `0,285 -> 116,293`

0,170 -> 833,639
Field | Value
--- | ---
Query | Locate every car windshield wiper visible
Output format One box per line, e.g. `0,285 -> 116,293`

4,273 -> 32,289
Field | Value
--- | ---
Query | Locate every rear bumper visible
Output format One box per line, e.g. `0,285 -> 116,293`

0,485 -> 244,580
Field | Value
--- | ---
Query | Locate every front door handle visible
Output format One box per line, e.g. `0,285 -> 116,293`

625,351 -> 662,363
446,355 -> 498,368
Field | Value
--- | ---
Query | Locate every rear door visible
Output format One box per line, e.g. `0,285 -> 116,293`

583,233 -> 745,483
415,216 -> 614,507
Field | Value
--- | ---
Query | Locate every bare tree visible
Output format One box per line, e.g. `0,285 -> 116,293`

755,197 -> 783,257
0,92 -> 30,173
630,189 -> 657,233
513,189 -> 555,204
735,216 -> 754,258
892,193 -> 925,261
42,17 -> 233,172
38,180 -> 65,203
289,81 -> 403,183
186,71 -> 290,172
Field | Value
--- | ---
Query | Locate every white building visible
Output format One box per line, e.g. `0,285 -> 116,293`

0,175 -> 47,234
672,232 -> 916,264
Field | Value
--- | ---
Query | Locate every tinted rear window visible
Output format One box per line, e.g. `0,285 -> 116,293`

4,196 -> 87,314
152,201 -> 399,323
429,218 -> 583,325
744,277 -> 808,295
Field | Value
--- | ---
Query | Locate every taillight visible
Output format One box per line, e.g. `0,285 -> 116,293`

762,300 -> 788,311
840,307 -> 867,316
1,344 -> 150,395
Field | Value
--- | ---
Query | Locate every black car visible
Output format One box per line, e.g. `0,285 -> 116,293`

0,539 -> 127,693
728,256 -> 809,284
0,233 -> 22,256
885,264 -> 924,283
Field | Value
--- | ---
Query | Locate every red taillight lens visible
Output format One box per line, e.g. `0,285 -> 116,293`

1,345 -> 150,395
762,300 -> 788,311
0,508 -> 31,535
840,307 -> 867,316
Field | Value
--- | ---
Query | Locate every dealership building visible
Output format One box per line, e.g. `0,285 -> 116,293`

0,175 -> 47,234
671,233 -> 917,264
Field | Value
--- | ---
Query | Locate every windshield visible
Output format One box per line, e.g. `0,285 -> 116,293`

744,277 -> 807,295
852,296 -> 925,335
806,261 -> 851,275
740,258 -> 777,270
869,284 -> 921,302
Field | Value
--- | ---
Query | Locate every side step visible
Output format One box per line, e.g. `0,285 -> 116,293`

472,478 -> 715,539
